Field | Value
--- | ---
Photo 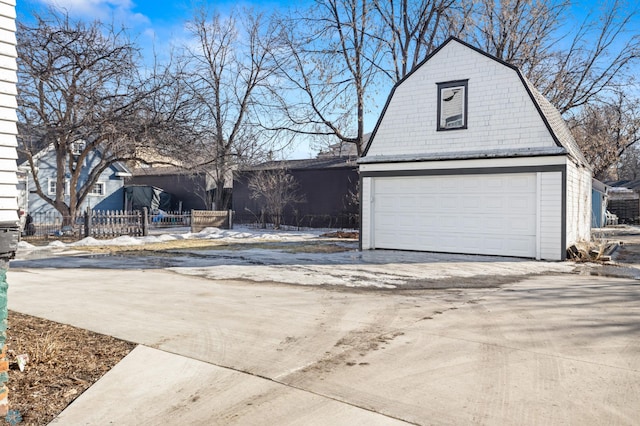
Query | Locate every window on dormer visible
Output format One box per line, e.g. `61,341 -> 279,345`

71,140 -> 86,156
437,80 -> 468,131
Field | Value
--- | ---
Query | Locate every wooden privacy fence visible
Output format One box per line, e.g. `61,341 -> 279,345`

191,210 -> 233,232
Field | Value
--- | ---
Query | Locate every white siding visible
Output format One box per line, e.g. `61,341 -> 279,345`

0,0 -> 16,223
538,172 -> 563,260
361,177 -> 372,249
367,40 -> 556,157
361,158 -> 569,260
566,161 -> 592,246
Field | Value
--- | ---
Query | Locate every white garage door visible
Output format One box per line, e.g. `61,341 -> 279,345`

372,174 -> 537,257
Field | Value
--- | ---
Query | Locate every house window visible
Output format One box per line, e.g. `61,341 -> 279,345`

89,182 -> 105,196
437,80 -> 468,130
48,178 -> 69,196
48,178 -> 56,196
71,140 -> 86,156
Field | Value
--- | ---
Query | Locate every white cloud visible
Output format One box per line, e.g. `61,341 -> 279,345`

38,0 -> 150,26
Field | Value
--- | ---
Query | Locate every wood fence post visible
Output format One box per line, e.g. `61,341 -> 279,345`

228,209 -> 233,229
142,207 -> 149,236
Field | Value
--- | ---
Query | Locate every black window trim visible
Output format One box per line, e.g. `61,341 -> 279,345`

437,79 -> 468,131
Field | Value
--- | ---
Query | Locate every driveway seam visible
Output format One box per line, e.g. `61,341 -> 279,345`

142,344 -> 419,425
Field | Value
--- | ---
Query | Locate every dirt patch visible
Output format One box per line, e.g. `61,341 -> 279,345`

85,240 -> 356,257
5,311 -> 135,425
74,239 -> 232,253
320,231 -> 359,239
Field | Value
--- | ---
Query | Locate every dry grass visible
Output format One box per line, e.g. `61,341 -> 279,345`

77,238 -> 232,253
6,311 -> 135,425
75,238 -> 357,255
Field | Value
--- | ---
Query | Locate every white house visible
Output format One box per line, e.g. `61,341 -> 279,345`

0,0 -> 17,227
0,0 -> 17,415
359,37 -> 591,261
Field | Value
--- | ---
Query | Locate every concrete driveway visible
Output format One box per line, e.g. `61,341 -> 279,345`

7,242 -> 640,425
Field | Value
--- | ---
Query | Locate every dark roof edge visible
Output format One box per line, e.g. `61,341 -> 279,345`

358,147 -> 567,165
238,159 -> 359,172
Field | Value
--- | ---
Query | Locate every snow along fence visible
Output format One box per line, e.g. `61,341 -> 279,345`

23,209 -> 196,241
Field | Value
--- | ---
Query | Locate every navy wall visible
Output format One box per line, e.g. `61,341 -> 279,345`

234,167 -> 359,228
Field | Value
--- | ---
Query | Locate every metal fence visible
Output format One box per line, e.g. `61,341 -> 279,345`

233,211 -> 359,230
22,209 -> 192,241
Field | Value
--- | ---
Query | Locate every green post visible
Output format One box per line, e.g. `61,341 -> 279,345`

0,264 -> 8,414
0,233 -> 17,417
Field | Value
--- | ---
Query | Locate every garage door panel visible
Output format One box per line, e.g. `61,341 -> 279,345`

372,174 -> 537,257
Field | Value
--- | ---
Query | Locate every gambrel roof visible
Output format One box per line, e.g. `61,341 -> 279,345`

361,37 -> 590,168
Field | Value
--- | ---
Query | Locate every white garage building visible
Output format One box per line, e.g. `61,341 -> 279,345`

359,38 -> 591,261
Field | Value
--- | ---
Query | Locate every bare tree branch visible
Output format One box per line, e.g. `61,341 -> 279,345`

17,9 -> 185,220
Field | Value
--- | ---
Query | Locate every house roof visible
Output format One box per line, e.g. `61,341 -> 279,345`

131,165 -> 197,177
239,156 -> 358,172
18,143 -> 132,176
358,146 -> 566,164
592,178 -> 608,193
361,37 -> 590,168
606,179 -> 640,192
317,136 -> 368,158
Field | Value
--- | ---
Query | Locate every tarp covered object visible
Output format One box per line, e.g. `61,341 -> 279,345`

124,185 -> 174,211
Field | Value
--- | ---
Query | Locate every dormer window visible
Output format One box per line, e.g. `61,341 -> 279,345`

437,80 -> 468,131
71,140 -> 86,156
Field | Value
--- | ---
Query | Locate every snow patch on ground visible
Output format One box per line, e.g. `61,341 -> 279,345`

15,226 -> 576,289
168,249 -> 575,288
16,226 -> 325,252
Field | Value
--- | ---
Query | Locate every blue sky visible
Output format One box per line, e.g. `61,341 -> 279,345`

16,1 -> 289,58
16,0 -> 320,158
16,0 -> 300,48
15,0 -> 640,159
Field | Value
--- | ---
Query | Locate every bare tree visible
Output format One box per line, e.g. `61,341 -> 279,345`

266,0 -> 386,157
179,8 -> 281,210
469,0 -> 640,114
570,91 -> 640,180
267,0 -> 473,156
17,10 -> 180,220
617,146 -> 640,181
248,169 -> 305,229
372,0 -> 470,82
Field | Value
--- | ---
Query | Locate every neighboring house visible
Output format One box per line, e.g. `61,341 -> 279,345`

359,37 -> 592,261
604,180 -> 640,224
18,144 -> 132,216
126,166 -> 231,211
591,179 -> 608,228
317,139 -> 363,158
233,157 -> 359,228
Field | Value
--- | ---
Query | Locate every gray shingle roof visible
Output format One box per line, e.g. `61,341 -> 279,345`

240,157 -> 358,172
521,76 -> 590,167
